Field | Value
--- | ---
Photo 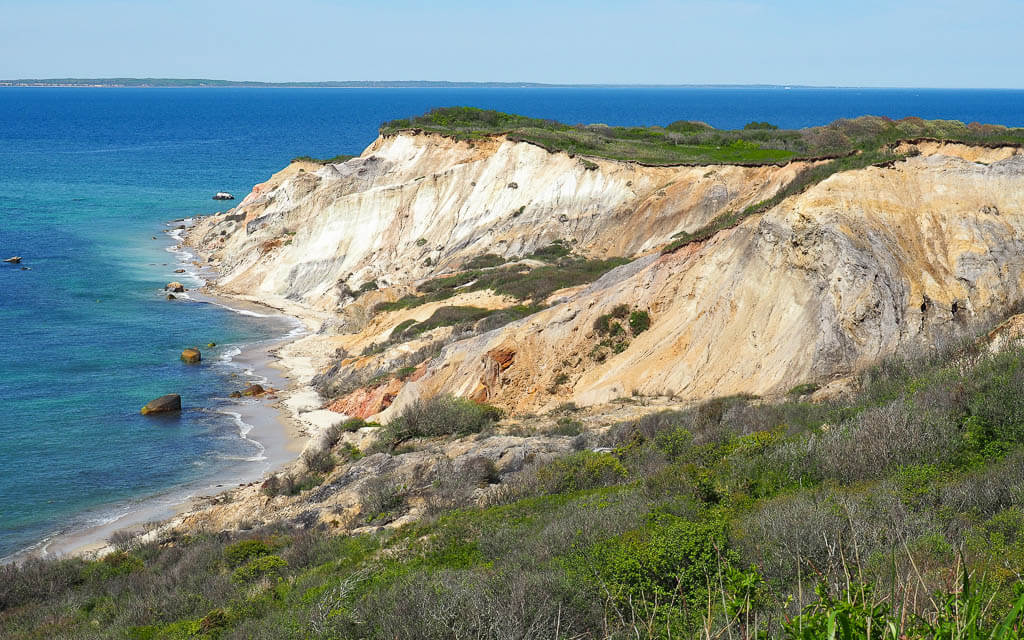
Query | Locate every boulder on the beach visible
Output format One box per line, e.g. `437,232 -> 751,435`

181,348 -> 201,364
166,282 -> 185,292
242,384 -> 265,396
141,394 -> 181,415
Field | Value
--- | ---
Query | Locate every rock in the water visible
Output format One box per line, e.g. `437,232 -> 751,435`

141,394 -> 182,415
207,342 -> 216,347
174,268 -> 185,273
242,384 -> 265,396
213,192 -> 235,200
166,294 -> 176,300
166,282 -> 185,292
3,256 -> 22,264
229,391 -> 242,398
181,348 -> 201,364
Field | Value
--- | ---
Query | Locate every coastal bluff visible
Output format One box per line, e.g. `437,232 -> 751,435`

185,128 -> 1024,419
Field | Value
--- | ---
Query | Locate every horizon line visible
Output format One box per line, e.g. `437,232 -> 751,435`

1,78 -> 1023,90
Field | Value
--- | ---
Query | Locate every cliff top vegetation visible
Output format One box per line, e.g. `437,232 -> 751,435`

381,106 -> 1024,165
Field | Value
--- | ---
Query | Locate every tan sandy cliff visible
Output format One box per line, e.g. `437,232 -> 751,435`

186,134 -> 1024,420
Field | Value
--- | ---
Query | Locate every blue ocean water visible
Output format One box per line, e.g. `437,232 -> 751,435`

1,86 -> 1023,558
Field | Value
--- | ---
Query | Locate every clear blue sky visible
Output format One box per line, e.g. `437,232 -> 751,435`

0,0 -> 1020,87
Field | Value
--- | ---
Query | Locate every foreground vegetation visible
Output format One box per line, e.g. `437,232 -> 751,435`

7,316 -> 1024,637
381,107 -> 1024,165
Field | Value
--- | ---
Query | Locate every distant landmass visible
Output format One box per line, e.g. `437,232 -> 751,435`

0,78 -> 558,88
0,78 -> 809,89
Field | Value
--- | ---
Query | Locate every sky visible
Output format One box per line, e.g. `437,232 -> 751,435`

0,0 -> 1021,88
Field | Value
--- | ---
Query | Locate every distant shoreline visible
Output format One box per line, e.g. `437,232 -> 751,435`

0,79 -> 982,89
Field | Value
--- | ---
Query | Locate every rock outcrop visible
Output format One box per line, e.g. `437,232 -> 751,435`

140,394 -> 182,415
180,348 -> 201,364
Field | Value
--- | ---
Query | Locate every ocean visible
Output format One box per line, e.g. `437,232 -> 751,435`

1,86 -> 1023,559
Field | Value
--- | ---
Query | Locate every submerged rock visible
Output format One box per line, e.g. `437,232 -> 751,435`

141,394 -> 181,415
181,348 -> 201,364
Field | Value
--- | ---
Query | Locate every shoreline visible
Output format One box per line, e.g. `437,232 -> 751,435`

3,221 -> 330,564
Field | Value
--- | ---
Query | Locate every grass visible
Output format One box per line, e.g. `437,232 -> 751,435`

289,154 -> 356,164
375,255 -> 630,313
381,106 -> 1024,166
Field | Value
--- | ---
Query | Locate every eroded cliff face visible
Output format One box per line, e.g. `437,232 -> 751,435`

187,132 -> 813,316
188,134 -> 1024,419
382,147 -> 1024,416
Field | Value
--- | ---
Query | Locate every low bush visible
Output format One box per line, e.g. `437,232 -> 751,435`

359,476 -> 407,523
464,253 -> 506,269
628,309 -> 651,335
535,451 -> 627,494
231,554 -> 287,584
223,539 -> 272,566
303,448 -> 336,475
380,395 -> 503,447
83,551 -> 143,581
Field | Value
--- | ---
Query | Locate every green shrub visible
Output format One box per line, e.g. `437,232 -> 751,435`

536,451 -> 627,494
303,448 -> 336,474
224,539 -> 272,566
567,514 -> 740,634
357,280 -> 378,294
464,253 -> 506,269
331,417 -> 369,437
786,382 -> 819,396
198,608 -> 229,633
263,472 -> 324,497
415,237 -> 428,246
654,427 -> 694,459
231,555 -> 287,584
547,416 -> 582,436
394,365 -> 418,380
381,395 -> 503,447
628,310 -> 651,335
83,551 -> 143,581
290,154 -> 355,164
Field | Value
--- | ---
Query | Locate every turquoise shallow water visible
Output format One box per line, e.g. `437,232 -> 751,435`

1,86 -> 1023,558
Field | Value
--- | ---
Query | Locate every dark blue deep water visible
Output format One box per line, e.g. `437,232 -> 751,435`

1,86 -> 1023,558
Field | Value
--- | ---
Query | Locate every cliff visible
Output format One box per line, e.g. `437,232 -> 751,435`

186,133 -> 1024,420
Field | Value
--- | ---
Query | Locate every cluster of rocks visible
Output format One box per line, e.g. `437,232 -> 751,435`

141,346 -> 274,417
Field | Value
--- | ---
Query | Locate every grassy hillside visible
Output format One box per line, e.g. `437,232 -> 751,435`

6,315 -> 1024,638
381,107 -> 1024,166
